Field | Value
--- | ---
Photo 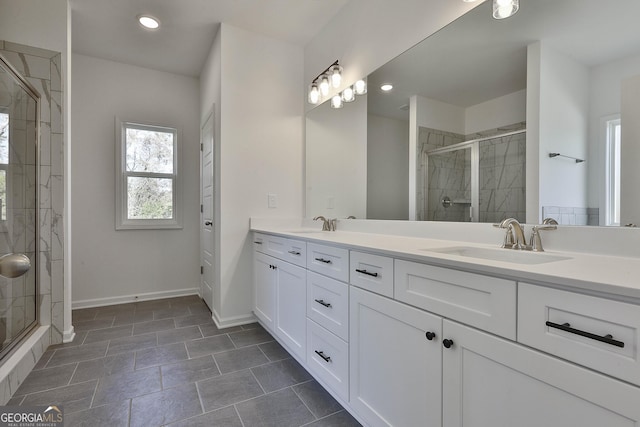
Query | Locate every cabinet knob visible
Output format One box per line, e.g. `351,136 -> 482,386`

442,339 -> 454,349
425,331 -> 436,341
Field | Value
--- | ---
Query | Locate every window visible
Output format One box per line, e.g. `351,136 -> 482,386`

605,116 -> 621,226
0,111 -> 8,222
116,119 -> 182,229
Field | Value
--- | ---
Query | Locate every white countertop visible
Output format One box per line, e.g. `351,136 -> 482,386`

251,224 -> 640,302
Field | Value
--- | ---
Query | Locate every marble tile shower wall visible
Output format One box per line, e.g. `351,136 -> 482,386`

426,149 -> 471,222
418,127 -> 465,221
0,41 -> 64,346
478,132 -> 526,223
419,124 -> 526,223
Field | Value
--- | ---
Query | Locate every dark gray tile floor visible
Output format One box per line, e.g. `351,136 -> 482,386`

9,295 -> 361,427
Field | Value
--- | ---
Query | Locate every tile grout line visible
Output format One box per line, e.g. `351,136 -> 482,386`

290,384 -> 319,420
234,404 -> 247,427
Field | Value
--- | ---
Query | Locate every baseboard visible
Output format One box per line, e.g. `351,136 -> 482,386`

211,308 -> 257,329
72,288 -> 200,310
63,326 -> 76,343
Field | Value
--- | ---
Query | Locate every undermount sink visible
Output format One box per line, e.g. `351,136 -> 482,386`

425,246 -> 571,265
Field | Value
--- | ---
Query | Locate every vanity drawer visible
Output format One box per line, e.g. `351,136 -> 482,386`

307,272 -> 349,341
518,283 -> 640,386
349,251 -> 394,298
307,243 -> 349,282
253,233 -> 306,268
394,260 -> 516,339
306,318 -> 349,401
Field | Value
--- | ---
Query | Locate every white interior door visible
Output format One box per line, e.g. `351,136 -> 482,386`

200,108 -> 215,311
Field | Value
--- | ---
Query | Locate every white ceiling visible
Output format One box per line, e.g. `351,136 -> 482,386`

368,0 -> 640,121
70,0 -> 349,77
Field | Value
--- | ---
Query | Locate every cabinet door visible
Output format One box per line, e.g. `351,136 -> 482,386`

254,252 -> 276,330
350,286 -> 442,427
275,260 -> 307,360
442,319 -> 640,427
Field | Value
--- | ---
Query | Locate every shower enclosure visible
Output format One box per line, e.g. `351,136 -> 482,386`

0,54 -> 39,360
422,129 -> 526,223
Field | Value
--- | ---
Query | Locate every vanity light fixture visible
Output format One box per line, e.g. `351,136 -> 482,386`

330,64 -> 343,88
308,83 -> 321,105
492,0 -> 519,19
138,15 -> 160,29
319,75 -> 330,97
308,60 -> 341,104
306,61 -> 367,108
380,84 -> 393,92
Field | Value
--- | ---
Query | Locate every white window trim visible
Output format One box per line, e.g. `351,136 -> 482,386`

115,117 -> 183,230
603,114 -> 621,227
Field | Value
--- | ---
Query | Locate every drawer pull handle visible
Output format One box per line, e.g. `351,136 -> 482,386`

315,258 -> 332,264
254,241 -> 263,244
288,250 -> 301,256
315,350 -> 331,363
355,268 -> 378,277
269,265 -> 277,270
315,299 -> 332,308
545,321 -> 625,348
425,331 -> 436,341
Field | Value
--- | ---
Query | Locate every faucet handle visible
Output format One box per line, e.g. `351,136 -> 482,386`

529,224 -> 557,252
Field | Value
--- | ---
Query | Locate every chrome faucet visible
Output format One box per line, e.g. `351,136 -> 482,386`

314,216 -> 334,231
498,218 -> 527,250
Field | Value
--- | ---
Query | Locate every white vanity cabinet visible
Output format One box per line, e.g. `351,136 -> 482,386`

349,286 -> 443,427
442,319 -> 640,427
253,235 -> 307,360
253,230 -> 640,427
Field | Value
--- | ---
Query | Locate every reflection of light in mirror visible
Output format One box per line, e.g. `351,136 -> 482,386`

330,94 -> 343,109
354,79 -> 367,95
380,84 -> 393,92
138,15 -> 160,29
493,0 -> 519,19
342,86 -> 356,102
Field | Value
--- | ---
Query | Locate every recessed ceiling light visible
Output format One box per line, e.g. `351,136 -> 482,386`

380,84 -> 393,92
138,15 -> 160,30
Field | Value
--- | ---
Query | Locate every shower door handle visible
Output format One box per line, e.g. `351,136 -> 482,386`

0,253 -> 31,279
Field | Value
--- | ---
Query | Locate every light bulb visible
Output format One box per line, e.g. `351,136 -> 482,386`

380,84 -> 393,92
354,79 -> 367,95
319,75 -> 330,97
330,65 -> 343,88
342,86 -> 355,102
493,0 -> 519,19
308,84 -> 321,105
330,94 -> 343,109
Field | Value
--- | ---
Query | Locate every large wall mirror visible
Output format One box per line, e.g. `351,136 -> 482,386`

305,0 -> 640,227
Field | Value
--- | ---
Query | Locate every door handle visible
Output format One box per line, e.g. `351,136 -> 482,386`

204,221 -> 212,226
0,253 -> 31,279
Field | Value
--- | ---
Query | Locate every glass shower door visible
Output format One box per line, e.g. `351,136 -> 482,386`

0,55 -> 39,358
425,144 -> 477,222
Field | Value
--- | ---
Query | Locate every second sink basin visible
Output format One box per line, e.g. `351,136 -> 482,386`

425,246 -> 571,265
